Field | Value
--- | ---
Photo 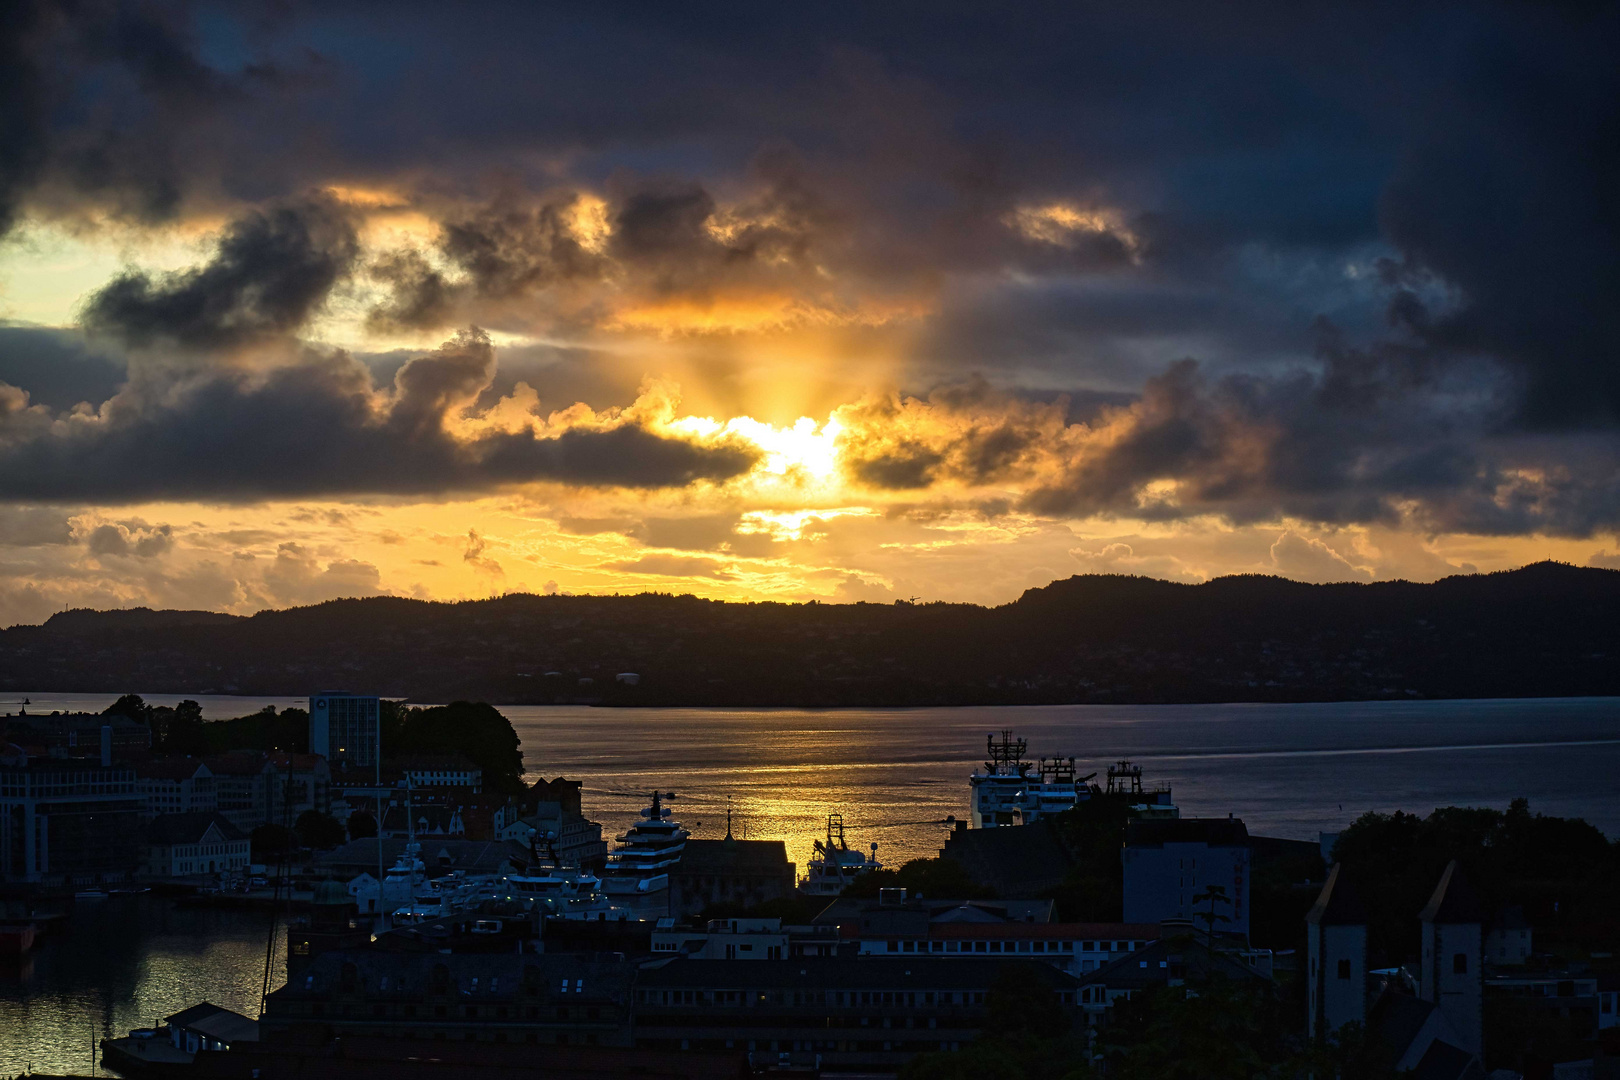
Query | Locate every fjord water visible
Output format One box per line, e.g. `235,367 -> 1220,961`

5,695 -> 1620,1074
497,698 -> 1620,867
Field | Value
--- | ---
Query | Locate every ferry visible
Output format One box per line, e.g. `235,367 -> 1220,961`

601,791 -> 688,903
799,814 -> 881,896
969,730 -> 1097,827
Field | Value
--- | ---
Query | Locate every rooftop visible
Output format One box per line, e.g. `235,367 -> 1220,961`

674,838 -> 791,874
1307,864 -> 1368,927
1124,817 -> 1250,848
269,950 -> 634,1003
1420,860 -> 1484,925
1076,934 -> 1269,990
637,956 -> 1082,992
132,757 -> 212,781
812,897 -> 1054,927
149,812 -> 247,845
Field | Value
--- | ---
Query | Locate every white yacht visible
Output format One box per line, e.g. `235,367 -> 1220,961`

601,791 -> 688,902
500,827 -> 605,906
969,730 -> 1097,827
799,813 -> 881,896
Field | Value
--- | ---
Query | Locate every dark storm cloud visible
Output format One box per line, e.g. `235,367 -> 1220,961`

1015,352 -> 1620,537
82,197 -> 360,351
0,324 -> 127,409
0,0 -> 51,236
2,0 -> 297,228
1377,5 -> 1620,427
2,0 -> 1617,530
367,196 -> 607,332
0,329 -> 759,502
366,173 -> 838,331
838,344 -> 1620,537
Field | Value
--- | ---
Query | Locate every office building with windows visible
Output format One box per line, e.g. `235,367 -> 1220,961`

309,692 -> 381,770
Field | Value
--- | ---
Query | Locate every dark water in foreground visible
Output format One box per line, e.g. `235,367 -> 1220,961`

4,695 -> 1619,1073
0,896 -> 281,1075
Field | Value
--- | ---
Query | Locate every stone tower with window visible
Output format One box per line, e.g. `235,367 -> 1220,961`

1419,859 -> 1483,1057
1307,863 -> 1369,1040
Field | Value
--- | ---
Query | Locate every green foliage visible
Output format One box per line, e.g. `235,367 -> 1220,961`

902,967 -> 1092,1080
295,810 -> 347,850
392,701 -> 526,795
985,966 -> 1070,1041
1193,884 -> 1232,948
152,703 -> 309,756
1099,977 -> 1301,1080
1332,799 -> 1620,963
840,857 -> 995,900
251,823 -> 298,860
104,694 -> 149,719
1042,797 -> 1131,920
160,699 -> 207,754
346,810 -> 377,840
203,705 -> 307,754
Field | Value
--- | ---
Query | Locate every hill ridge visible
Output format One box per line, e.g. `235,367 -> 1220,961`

5,562 -> 1615,705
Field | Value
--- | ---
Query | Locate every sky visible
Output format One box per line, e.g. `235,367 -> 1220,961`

0,1 -> 1617,626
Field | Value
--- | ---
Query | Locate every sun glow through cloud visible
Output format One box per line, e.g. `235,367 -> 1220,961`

0,0 -> 1615,631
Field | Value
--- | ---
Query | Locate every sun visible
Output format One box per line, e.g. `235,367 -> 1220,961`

665,413 -> 845,486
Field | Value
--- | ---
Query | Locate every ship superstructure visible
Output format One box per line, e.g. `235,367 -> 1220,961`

601,791 -> 688,912
1104,759 -> 1178,818
969,730 -> 1096,827
799,813 -> 882,896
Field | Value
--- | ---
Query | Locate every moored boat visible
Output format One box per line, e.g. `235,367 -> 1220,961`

799,813 -> 881,896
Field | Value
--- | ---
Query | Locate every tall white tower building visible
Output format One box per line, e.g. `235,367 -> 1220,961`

1307,863 -> 1369,1040
307,691 -> 380,770
1419,859 -> 1483,1058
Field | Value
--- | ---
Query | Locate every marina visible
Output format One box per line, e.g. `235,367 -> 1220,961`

5,696 -> 1620,1074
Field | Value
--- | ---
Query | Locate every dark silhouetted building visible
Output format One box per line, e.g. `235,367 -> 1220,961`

668,838 -> 794,918
262,951 -> 636,1047
0,758 -> 145,883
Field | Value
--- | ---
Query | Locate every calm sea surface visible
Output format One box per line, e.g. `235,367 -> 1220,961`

4,694 -> 1619,1072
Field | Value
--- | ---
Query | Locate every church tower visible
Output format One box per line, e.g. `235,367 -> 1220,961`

1419,860 -> 1483,1057
1307,863 -> 1369,1039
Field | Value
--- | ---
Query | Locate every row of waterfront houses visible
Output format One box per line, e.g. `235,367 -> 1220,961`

0,692 -> 503,885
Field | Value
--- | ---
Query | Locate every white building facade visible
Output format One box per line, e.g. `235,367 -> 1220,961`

1121,817 -> 1251,938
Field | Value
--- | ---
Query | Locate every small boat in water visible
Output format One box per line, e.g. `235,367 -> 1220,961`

74,888 -> 108,901
0,920 -> 38,955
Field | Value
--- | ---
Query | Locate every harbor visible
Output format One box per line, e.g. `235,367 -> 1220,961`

3,695 -> 1620,1076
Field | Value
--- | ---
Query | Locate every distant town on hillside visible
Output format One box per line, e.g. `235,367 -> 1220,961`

2,562 -> 1616,706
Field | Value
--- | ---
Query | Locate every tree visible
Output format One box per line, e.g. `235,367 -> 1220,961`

841,856 -> 996,900
1332,800 -> 1620,965
103,694 -> 149,719
1101,977 -> 1300,1080
162,699 -> 207,755
295,810 -> 347,850
394,701 -> 526,795
902,966 -> 1092,1080
251,823 -> 298,861
1193,884 -> 1232,949
347,811 -> 378,840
